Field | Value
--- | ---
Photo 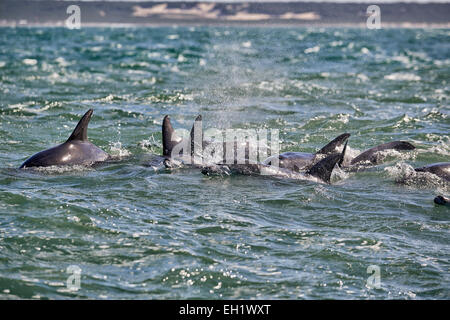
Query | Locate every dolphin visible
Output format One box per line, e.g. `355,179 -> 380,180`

162,116 -> 413,183
349,141 -> 416,167
163,116 -> 350,174
261,132 -> 415,171
262,133 -> 350,172
434,195 -> 450,207
414,162 -> 450,182
163,115 -> 348,183
162,114 -> 204,161
20,109 -> 110,168
162,115 -> 182,158
265,139 -> 415,172
201,141 -> 348,184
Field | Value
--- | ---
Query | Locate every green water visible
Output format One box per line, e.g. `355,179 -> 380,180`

0,27 -> 449,299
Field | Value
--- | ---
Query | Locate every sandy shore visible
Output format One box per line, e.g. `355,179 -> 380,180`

1,1 -> 449,27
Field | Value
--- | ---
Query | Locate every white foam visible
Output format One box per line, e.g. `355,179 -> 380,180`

304,46 -> 320,54
22,58 -> 37,66
55,56 -> 70,67
384,162 -> 449,189
109,141 -> 131,158
384,72 -> 421,81
31,164 -> 94,174
357,73 -> 369,82
138,136 -> 161,152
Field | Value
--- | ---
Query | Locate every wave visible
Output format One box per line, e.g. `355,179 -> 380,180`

384,73 -> 421,81
384,162 -> 449,191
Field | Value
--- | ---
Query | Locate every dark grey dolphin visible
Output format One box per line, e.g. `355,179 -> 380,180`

434,195 -> 449,207
202,141 -> 348,184
260,135 -> 416,173
414,162 -> 450,182
164,116 -> 349,173
20,109 -> 110,168
269,139 -> 416,172
162,115 -> 182,158
262,137 -> 415,172
262,133 -> 351,172
162,114 -> 204,160
349,141 -> 416,166
163,115 -> 348,183
159,114 -> 212,170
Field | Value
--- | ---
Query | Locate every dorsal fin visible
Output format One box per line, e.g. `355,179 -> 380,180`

316,133 -> 350,155
162,115 -> 182,157
338,140 -> 348,167
67,109 -> 93,142
307,141 -> 347,183
190,115 -> 202,156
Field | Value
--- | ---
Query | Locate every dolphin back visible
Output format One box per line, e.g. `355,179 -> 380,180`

350,141 -> 415,165
20,109 -> 109,168
415,162 -> 450,181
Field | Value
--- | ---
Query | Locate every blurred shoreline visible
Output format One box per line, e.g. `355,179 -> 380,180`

1,1 -> 449,27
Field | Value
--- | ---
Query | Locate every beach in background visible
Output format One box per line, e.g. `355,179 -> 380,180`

1,0 -> 450,27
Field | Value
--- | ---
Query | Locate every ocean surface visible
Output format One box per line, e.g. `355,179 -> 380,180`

0,27 -> 448,299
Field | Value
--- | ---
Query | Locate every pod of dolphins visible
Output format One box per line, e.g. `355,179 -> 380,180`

20,109 -> 450,207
